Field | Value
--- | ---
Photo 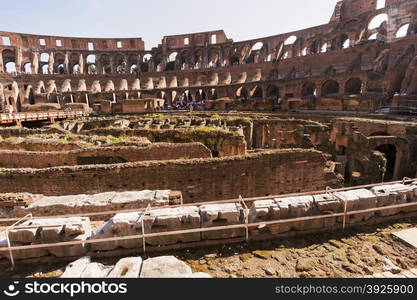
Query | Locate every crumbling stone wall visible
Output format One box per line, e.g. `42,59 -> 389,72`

0,150 -> 339,203
0,143 -> 212,168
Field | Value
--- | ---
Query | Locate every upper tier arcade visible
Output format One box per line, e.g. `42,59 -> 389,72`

0,0 -> 416,76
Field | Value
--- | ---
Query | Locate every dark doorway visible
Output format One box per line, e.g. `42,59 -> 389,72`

375,144 -> 397,181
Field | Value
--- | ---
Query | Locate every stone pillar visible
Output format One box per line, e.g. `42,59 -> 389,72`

110,56 -> 115,74
48,52 -> 55,74
31,52 -> 39,74
15,48 -> 23,73
64,52 -> 70,74
0,53 -> 4,73
78,54 -> 84,75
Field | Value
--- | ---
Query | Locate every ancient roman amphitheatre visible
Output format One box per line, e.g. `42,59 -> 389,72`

0,0 -> 417,279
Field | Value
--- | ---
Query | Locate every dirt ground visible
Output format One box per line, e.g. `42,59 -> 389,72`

1,217 -> 416,278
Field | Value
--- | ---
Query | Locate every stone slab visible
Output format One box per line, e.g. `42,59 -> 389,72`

393,228 -> 417,249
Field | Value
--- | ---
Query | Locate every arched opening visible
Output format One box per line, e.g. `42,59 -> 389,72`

57,64 -> 65,74
87,64 -> 97,74
208,88 -> 218,100
396,24 -> 410,38
168,52 -> 178,62
42,65 -> 49,74
27,87 -> 35,105
250,86 -> 263,100
368,14 -> 388,30
194,52 -> 203,69
375,144 -> 397,182
23,63 -> 32,74
321,42 -> 328,53
266,84 -> 280,99
5,62 -> 16,73
284,35 -> 297,45
2,50 -> 16,73
301,82 -> 317,97
236,87 -> 249,100
195,89 -> 206,102
86,54 -> 96,64
252,42 -> 263,51
40,53 -> 49,63
230,49 -> 240,65
130,64 -> 138,74
340,34 -> 350,49
114,54 -> 127,74
166,52 -> 178,71
53,53 -> 66,74
302,47 -> 308,56
345,78 -> 362,94
72,64 -> 80,74
321,80 -> 340,96
86,55 -> 96,74
208,48 -> 220,68
69,53 -> 80,74
308,40 -> 321,54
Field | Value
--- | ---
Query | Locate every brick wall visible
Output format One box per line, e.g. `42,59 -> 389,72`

0,143 -> 212,168
0,149 -> 338,203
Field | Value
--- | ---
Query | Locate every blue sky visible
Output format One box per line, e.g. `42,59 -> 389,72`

0,0 -> 339,49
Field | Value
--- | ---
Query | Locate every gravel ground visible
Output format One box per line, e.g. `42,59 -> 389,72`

0,217 -> 416,278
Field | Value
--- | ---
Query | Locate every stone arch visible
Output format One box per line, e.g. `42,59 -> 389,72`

114,53 -> 127,74
266,84 -> 280,99
250,86 -> 263,99
396,24 -> 410,38
208,88 -> 218,100
99,54 -> 112,74
301,82 -> 317,97
2,49 -> 16,73
208,48 -> 220,68
368,13 -> 388,30
195,89 -> 206,102
23,62 -> 32,74
68,53 -> 80,74
141,54 -> 152,72
236,86 -> 248,100
321,80 -> 340,96
54,52 -> 66,74
345,78 -> 362,94
166,52 -> 178,71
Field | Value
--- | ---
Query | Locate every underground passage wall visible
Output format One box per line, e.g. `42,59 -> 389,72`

0,149 -> 339,202
0,143 -> 212,168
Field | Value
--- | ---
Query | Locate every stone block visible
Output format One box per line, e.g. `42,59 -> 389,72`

107,257 -> 143,278
140,256 -> 193,278
143,206 -> 200,246
276,196 -> 319,231
200,203 -> 245,240
8,227 -> 38,244
4,217 -> 91,259
371,184 -> 413,215
80,263 -> 113,278
61,257 -> 91,278
313,193 -> 343,228
248,200 -> 280,223
334,189 -> 376,223
91,211 -> 144,252
0,238 -> 48,260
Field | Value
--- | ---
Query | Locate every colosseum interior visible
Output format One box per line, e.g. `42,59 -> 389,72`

0,0 -> 417,279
